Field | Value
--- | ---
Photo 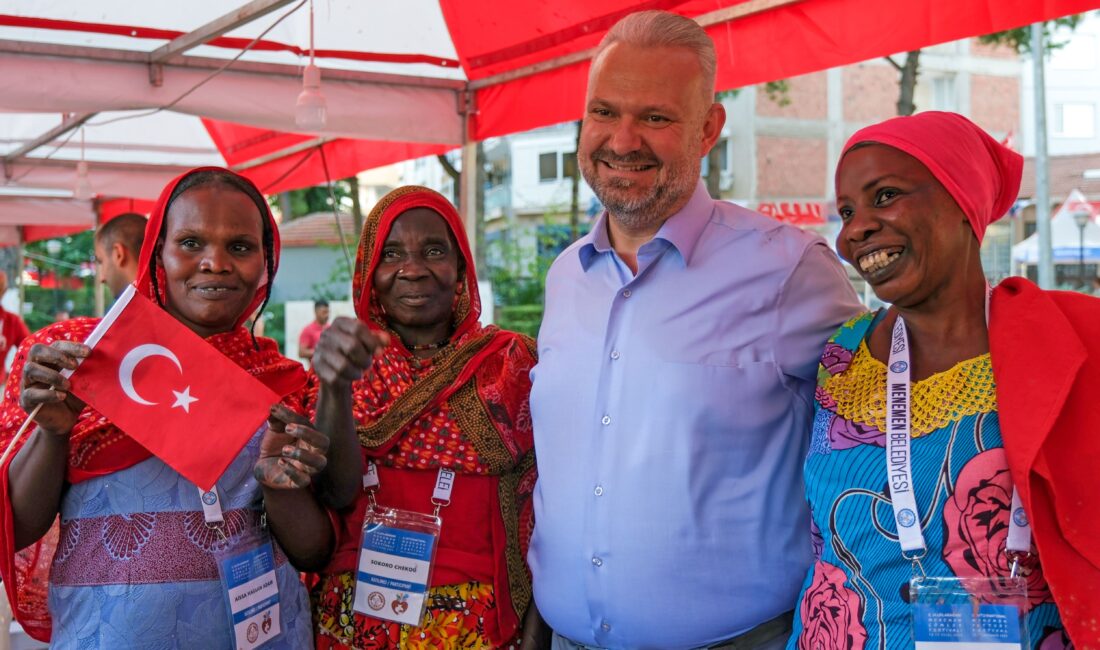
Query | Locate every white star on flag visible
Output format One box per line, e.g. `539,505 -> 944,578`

171,386 -> 198,413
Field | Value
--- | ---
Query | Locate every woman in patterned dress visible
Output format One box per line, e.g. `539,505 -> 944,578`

789,112 -> 1099,649
0,167 -> 331,648
308,186 -> 538,649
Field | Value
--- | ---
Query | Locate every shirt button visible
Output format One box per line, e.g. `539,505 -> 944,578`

601,623 -> 611,632
622,289 -> 632,298
609,350 -> 620,360
601,415 -> 611,426
591,556 -> 603,567
594,486 -> 604,496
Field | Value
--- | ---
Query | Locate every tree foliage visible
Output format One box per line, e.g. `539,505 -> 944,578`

271,181 -> 354,220
978,15 -> 1086,54
762,80 -> 792,107
27,231 -> 95,270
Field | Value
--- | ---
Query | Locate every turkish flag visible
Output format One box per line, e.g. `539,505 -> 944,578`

65,285 -> 278,490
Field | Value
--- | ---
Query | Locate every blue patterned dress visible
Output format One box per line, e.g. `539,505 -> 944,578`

787,312 -> 1068,650
47,427 -> 313,649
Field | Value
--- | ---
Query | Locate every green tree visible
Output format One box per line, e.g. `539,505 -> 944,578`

889,15 -> 1087,116
24,230 -> 97,325
978,15 -> 1086,53
485,211 -> 582,337
272,180 -> 354,220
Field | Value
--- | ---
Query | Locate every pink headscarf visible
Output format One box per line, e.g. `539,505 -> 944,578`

838,111 -> 1023,242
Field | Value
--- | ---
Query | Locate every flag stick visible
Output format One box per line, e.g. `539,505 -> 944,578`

0,404 -> 44,469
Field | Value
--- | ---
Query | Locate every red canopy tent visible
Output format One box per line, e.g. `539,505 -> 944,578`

0,0 -> 1094,241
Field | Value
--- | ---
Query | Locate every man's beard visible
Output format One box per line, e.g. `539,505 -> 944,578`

580,147 -> 698,231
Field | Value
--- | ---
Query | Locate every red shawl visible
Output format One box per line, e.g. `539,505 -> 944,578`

311,186 -> 536,648
0,167 -> 306,642
991,277 -> 1100,650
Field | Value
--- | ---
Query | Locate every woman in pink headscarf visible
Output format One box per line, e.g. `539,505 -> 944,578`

788,112 -> 1099,650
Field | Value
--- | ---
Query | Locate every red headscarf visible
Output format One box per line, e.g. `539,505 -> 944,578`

839,111 -> 1023,242
0,166 -> 305,642
352,185 -> 481,342
137,166 -> 282,331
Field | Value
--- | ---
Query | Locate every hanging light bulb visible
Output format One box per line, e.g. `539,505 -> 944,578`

73,128 -> 92,200
296,63 -> 327,131
295,0 -> 327,131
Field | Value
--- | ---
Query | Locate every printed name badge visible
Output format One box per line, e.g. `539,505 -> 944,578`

217,541 -> 282,649
914,604 -> 1021,649
911,576 -> 1027,650
353,508 -> 441,626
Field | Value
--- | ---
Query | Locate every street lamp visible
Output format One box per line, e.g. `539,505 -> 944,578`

1073,210 -> 1090,290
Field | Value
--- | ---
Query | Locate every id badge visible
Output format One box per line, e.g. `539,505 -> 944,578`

215,528 -> 283,650
353,506 -> 441,626
910,576 -> 1028,650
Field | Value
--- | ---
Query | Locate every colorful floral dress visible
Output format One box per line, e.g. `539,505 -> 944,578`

788,312 -> 1068,650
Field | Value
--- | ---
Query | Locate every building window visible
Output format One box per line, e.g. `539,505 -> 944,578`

539,152 -> 559,182
931,76 -> 956,112
1053,103 -> 1097,138
562,151 -> 578,179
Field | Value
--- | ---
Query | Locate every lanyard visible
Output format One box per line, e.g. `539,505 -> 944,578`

363,462 -> 455,517
886,289 -> 1032,571
199,486 -> 224,524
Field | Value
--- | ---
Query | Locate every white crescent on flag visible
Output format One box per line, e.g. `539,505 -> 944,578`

118,344 -> 182,406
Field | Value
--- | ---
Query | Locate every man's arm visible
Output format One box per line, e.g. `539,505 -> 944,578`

774,241 -> 864,382
298,326 -> 316,360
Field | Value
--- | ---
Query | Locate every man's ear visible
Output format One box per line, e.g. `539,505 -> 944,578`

700,102 -> 726,156
111,241 -> 129,266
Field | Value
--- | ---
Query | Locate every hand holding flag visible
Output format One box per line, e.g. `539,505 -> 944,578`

18,341 -> 89,438
61,285 -> 282,490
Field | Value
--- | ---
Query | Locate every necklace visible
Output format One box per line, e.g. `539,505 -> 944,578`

404,337 -> 450,351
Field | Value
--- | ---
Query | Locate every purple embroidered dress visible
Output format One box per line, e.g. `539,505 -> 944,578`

47,428 -> 312,649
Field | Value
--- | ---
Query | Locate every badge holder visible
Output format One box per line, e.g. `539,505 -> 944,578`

352,464 -> 452,627
200,486 -> 283,650
910,572 -> 1029,650
889,310 -> 1031,650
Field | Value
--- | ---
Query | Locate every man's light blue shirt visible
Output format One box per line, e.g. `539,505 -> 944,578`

529,181 -> 862,649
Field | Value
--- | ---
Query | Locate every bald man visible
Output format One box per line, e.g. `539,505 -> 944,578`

94,212 -> 147,298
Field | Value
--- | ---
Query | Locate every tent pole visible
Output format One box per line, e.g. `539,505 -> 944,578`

460,142 -> 478,273
1032,23 -> 1053,289
93,205 -> 105,317
16,227 -> 25,315
459,102 -> 479,276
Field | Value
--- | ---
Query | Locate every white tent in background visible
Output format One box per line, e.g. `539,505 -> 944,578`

1013,189 -> 1100,265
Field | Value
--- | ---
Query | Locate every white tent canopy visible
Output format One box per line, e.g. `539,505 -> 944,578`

1013,189 -> 1100,264
1,0 -> 467,211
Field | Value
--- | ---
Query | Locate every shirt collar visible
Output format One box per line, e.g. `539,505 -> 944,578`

577,180 -> 714,270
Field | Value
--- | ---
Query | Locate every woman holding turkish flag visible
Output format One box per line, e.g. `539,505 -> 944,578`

307,186 -> 538,649
0,167 -> 332,648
